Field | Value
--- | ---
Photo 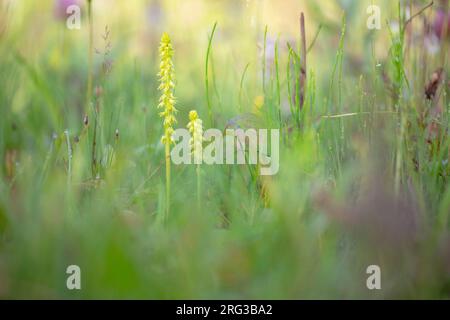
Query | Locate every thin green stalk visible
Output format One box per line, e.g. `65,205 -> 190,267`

306,24 -> 322,54
395,114 -> 407,194
326,14 -> 346,178
274,36 -> 281,127
205,22 -> 217,126
165,141 -> 171,223
305,70 -> 316,128
262,25 -> 268,93
91,110 -> 98,178
390,2 -> 406,194
86,0 -> 93,114
299,12 -> 307,111
286,48 -> 295,123
196,164 -> 201,213
327,14 -> 346,111
64,129 -> 72,187
239,62 -> 251,112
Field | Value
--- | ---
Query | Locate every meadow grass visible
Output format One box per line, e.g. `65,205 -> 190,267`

0,0 -> 449,299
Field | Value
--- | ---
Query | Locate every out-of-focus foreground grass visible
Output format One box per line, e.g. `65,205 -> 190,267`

0,0 -> 449,298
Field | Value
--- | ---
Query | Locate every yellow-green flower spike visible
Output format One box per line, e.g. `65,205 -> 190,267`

187,110 -> 203,164
158,32 -> 177,145
158,32 -> 177,223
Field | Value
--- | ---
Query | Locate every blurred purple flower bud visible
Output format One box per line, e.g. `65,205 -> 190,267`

54,0 -> 79,21
146,0 -> 164,28
433,9 -> 450,39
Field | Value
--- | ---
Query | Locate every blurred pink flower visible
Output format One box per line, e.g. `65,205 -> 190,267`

146,0 -> 164,29
433,9 -> 450,39
54,0 -> 79,21
313,175 -> 421,250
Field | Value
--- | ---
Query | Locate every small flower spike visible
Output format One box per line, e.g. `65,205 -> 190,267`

187,110 -> 203,164
158,32 -> 177,145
